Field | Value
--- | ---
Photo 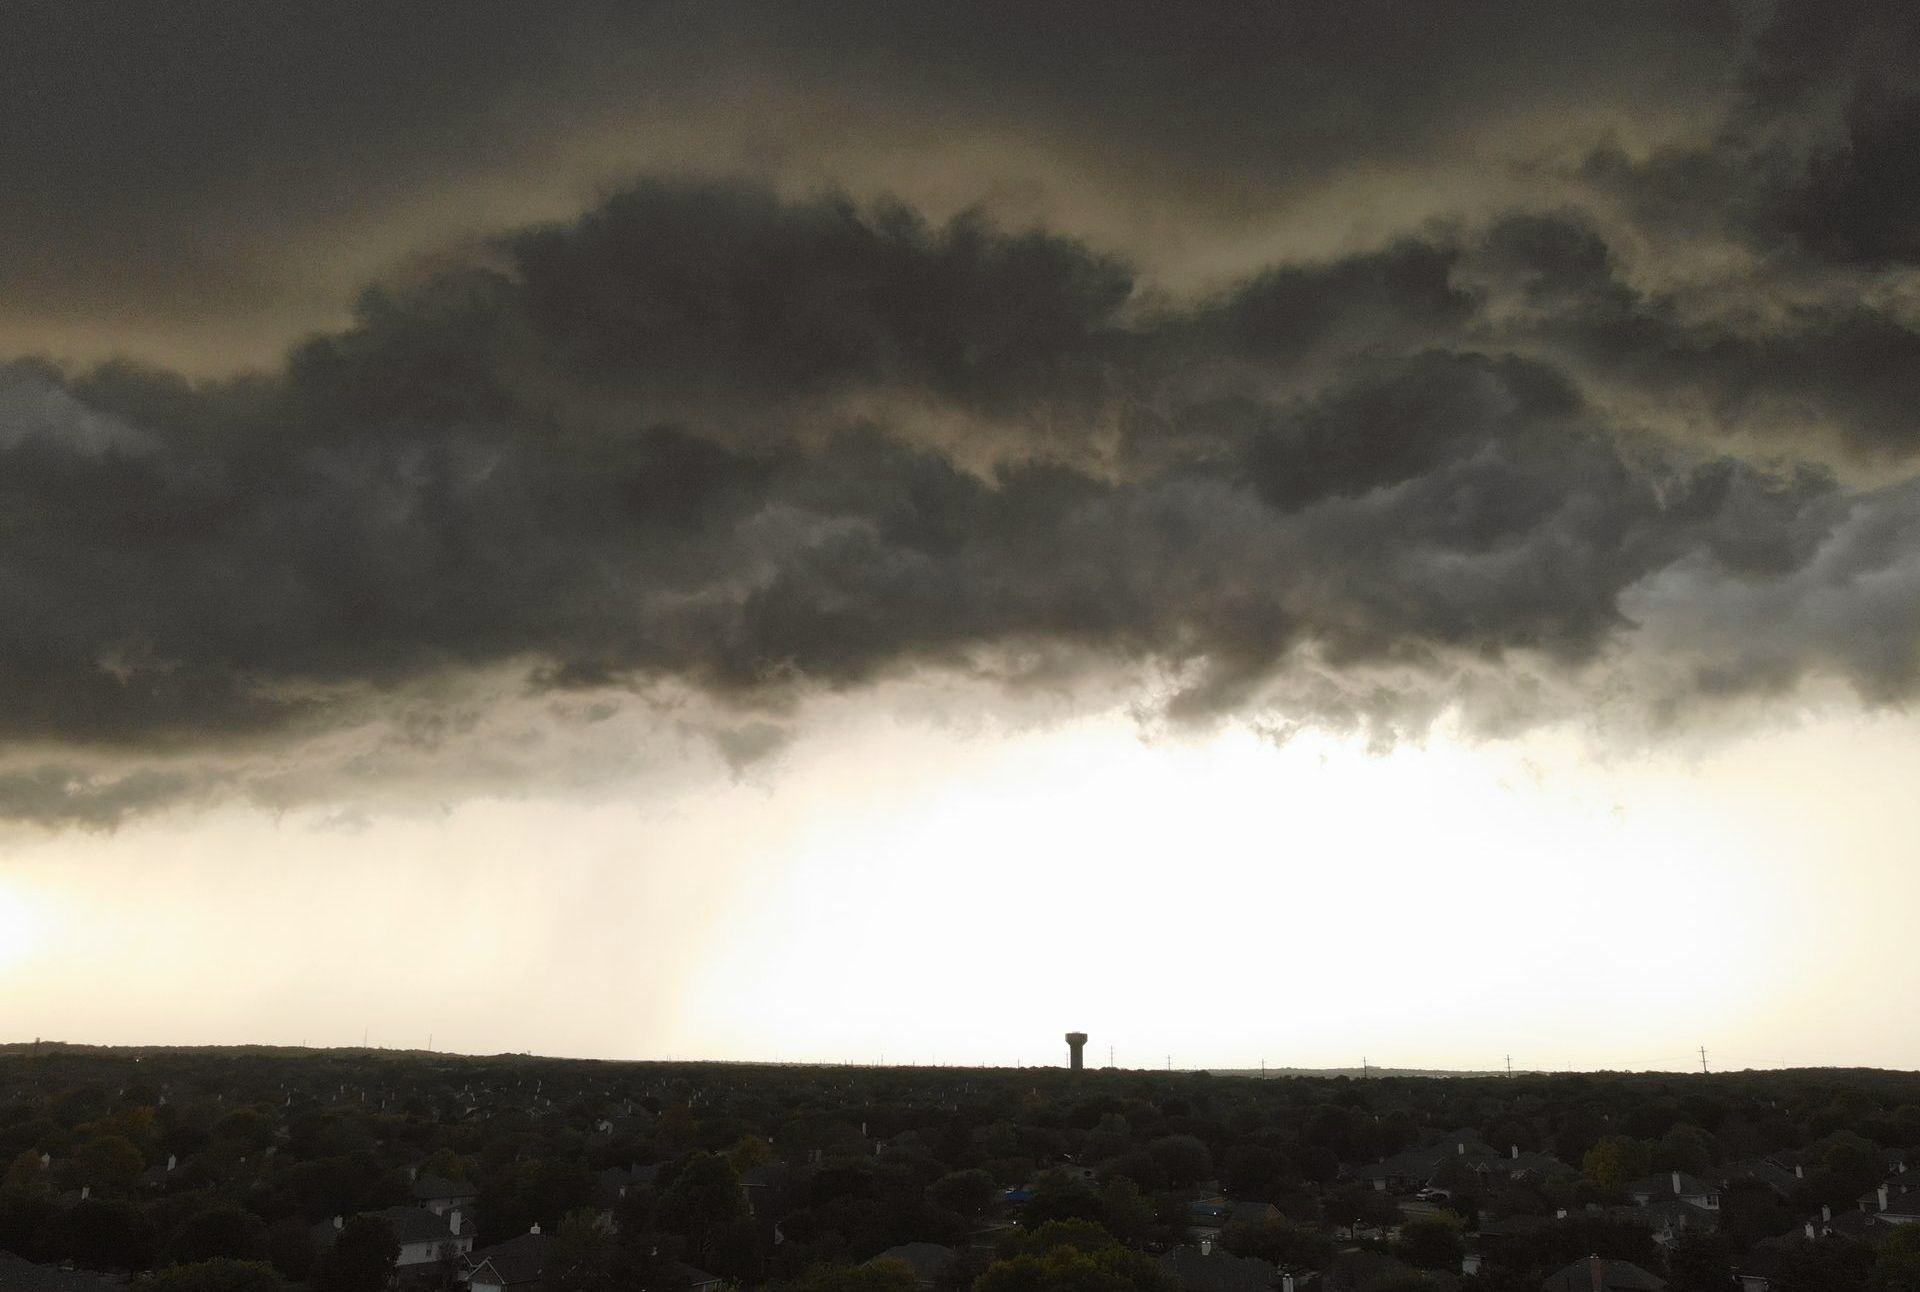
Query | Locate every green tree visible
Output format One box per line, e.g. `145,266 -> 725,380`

659,1150 -> 756,1278
799,1261 -> 919,1292
1220,1216 -> 1332,1268
1665,1229 -> 1735,1292
312,1214 -> 397,1292
1393,1213 -> 1466,1271
1097,1176 -> 1152,1247
1772,1234 -> 1872,1292
165,1205 -> 266,1265
928,1168 -> 997,1218
1871,1223 -> 1920,1292
1145,1136 -> 1212,1189
1021,1170 -> 1103,1230
550,1210 -> 622,1292
4,1149 -> 48,1194
1581,1137 -> 1650,1192
977,1221 -> 1177,1292
77,1133 -> 147,1190
141,1259 -> 283,1292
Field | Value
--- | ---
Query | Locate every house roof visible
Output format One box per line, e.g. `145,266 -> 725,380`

1627,1173 -> 1714,1198
1818,1208 -> 1887,1240
370,1205 -> 463,1245
1539,1257 -> 1666,1291
662,1260 -> 724,1289
1507,1152 -> 1575,1177
1723,1159 -> 1799,1195
868,1242 -> 958,1285
467,1233 -> 551,1286
1159,1245 -> 1279,1292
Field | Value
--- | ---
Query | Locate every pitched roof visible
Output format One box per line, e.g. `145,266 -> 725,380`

467,1233 -> 551,1287
1626,1172 -> 1714,1199
662,1260 -> 724,1289
413,1173 -> 476,1202
370,1205 -> 462,1245
868,1242 -> 958,1285
1159,1245 -> 1279,1292
1539,1257 -> 1666,1291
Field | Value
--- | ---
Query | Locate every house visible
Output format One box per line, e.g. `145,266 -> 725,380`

466,1230 -> 551,1292
314,1206 -> 472,1268
1627,1172 -> 1719,1210
867,1242 -> 958,1289
138,1154 -> 180,1190
1159,1244 -> 1279,1292
1230,1201 -> 1284,1229
1723,1158 -> 1800,1198
377,1205 -> 473,1266
413,1173 -> 478,1215
656,1262 -> 726,1291
1539,1257 -> 1665,1291
1612,1196 -> 1717,1247
1502,1149 -> 1576,1183
1189,1198 -> 1234,1241
1805,1204 -> 1889,1242
1875,1178 -> 1920,1223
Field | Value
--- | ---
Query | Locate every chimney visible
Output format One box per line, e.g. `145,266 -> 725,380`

1589,1254 -> 1605,1292
80,1186 -> 89,1200
1457,1142 -> 1465,1155
449,1208 -> 462,1235
1511,1145 -> 1519,1159
167,1154 -> 176,1172
1805,1221 -> 1817,1239
1795,1164 -> 1804,1179
1672,1171 -> 1682,1195
1822,1205 -> 1832,1222
1282,1277 -> 1295,1292
334,1215 -> 344,1231
1881,1185 -> 1892,1212
1199,1238 -> 1213,1257
1556,1208 -> 1568,1220
408,1165 -> 418,1182
530,1222 -> 542,1235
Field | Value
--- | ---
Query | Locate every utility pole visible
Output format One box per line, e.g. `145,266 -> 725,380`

1505,1054 -> 1512,1078
1260,1058 -> 1266,1079
1700,1046 -> 1709,1075
1362,1056 -> 1369,1079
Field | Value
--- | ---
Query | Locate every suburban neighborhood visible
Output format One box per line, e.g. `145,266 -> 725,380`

3,1043 -> 1919,1292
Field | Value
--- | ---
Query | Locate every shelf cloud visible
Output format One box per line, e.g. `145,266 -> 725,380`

5,0 -> 1920,824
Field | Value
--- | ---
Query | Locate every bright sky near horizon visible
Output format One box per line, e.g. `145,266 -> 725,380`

8,3 -> 1920,1072
4,696 -> 1914,1071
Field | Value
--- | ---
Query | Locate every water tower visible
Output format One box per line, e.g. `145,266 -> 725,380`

1065,1032 -> 1088,1071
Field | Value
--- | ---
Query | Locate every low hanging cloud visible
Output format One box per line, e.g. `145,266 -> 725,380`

6,1 -> 1920,826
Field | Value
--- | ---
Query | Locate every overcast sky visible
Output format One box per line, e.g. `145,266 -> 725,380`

4,0 -> 1920,1069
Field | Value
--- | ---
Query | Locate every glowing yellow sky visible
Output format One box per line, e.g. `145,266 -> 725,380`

2,702 -> 1912,1071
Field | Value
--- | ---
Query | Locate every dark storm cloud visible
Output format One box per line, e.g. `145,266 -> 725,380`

6,3 -> 1920,823
0,0 -> 1742,367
